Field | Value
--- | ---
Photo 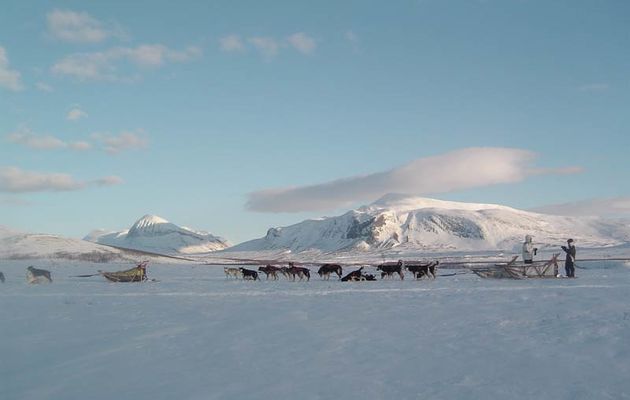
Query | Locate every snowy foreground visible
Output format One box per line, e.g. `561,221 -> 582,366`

1,260 -> 630,400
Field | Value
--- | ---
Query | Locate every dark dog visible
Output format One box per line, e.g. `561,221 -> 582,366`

26,266 -> 52,284
341,267 -> 364,282
258,265 -> 281,280
287,266 -> 310,281
362,273 -> 377,281
285,262 -> 310,281
376,261 -> 404,280
341,268 -> 376,281
279,267 -> 292,279
317,264 -> 343,280
239,268 -> 259,281
406,261 -> 439,280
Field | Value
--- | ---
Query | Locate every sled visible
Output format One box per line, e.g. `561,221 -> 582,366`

472,254 -> 560,279
99,262 -> 148,282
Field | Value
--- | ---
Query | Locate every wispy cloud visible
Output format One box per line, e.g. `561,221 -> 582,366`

531,197 -> 630,218
7,127 -> 146,154
67,107 -> 88,121
129,44 -> 201,66
36,82 -> 54,92
345,30 -> 359,52
0,46 -> 23,91
0,166 -> 123,193
7,128 -> 67,150
94,175 -> 124,186
345,30 -> 358,43
287,32 -> 316,55
248,37 -> 280,59
219,35 -> 245,52
578,83 -> 609,92
68,141 -> 92,151
51,44 -> 201,81
91,130 -> 148,154
7,127 -> 92,151
221,33 -> 317,59
246,147 -> 583,213
46,9 -> 125,43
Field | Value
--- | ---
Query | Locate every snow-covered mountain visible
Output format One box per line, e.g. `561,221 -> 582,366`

228,194 -> 630,254
0,225 -> 135,262
85,215 -> 230,255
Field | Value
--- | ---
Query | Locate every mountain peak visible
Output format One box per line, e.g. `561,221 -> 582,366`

87,215 -> 230,254
132,214 -> 169,228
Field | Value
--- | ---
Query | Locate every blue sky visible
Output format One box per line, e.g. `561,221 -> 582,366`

1,0 -> 629,243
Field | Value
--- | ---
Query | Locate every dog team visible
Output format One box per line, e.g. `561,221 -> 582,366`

224,260 -> 439,282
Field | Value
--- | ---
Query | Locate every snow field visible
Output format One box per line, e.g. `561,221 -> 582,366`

1,260 -> 629,400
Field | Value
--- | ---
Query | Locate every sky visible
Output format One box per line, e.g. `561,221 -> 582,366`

1,0 -> 629,244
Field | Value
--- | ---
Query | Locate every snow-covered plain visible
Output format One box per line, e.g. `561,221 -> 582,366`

1,260 -> 629,400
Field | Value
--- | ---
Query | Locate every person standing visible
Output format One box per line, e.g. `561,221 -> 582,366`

522,235 -> 537,264
561,239 -> 577,278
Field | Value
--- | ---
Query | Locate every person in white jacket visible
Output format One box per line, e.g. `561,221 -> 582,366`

522,235 -> 537,264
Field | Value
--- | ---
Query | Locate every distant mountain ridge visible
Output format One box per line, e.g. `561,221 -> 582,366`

228,194 -> 630,254
85,214 -> 230,255
0,225 -> 133,262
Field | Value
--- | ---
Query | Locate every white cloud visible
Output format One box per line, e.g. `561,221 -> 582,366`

345,30 -> 358,43
69,141 -> 92,151
94,175 -> 124,186
246,147 -> 583,213
0,166 -> 123,193
52,51 -> 117,80
248,37 -> 280,59
345,30 -> 359,52
51,45 -> 201,81
7,127 -> 91,151
67,107 -> 88,121
7,128 -> 66,150
531,197 -> 630,218
220,33 -> 318,59
219,35 -> 245,52
91,130 -> 148,154
0,46 -> 23,91
287,32 -> 316,55
578,83 -> 609,92
46,9 -> 124,43
128,44 -> 202,66
7,127 -> 146,154
36,82 -> 54,92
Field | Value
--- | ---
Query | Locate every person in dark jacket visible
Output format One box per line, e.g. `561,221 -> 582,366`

561,239 -> 576,278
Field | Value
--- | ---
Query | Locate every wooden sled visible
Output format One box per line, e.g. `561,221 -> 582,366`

99,262 -> 148,282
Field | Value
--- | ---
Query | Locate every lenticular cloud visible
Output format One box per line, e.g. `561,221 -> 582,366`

246,147 -> 581,213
